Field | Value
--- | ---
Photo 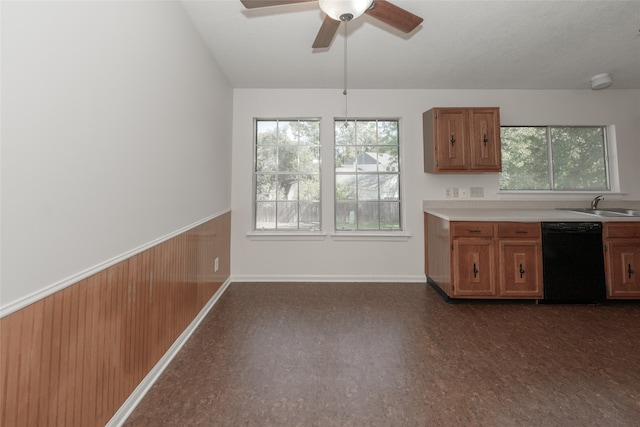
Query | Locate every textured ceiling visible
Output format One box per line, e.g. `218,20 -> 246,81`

181,0 -> 640,90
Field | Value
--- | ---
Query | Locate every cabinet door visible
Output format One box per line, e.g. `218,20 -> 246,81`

469,108 -> 501,171
605,239 -> 640,298
435,109 -> 467,171
452,238 -> 495,296
499,240 -> 543,298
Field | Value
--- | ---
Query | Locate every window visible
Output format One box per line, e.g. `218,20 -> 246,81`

334,119 -> 401,231
254,119 -> 321,231
500,126 -> 609,191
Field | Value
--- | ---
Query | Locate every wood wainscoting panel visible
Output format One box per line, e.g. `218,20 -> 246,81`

0,211 -> 231,427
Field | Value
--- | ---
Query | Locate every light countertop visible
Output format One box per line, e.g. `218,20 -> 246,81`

423,200 -> 640,223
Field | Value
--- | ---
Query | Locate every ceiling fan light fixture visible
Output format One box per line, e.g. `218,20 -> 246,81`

319,0 -> 373,21
590,73 -> 613,90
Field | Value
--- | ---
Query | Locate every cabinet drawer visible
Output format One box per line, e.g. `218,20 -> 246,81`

451,222 -> 494,237
604,223 -> 640,239
497,222 -> 541,238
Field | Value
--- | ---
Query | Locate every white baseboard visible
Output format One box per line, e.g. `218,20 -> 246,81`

230,274 -> 427,283
106,277 -> 232,427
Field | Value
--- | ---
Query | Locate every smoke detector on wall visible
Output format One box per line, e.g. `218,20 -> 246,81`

590,73 -> 613,90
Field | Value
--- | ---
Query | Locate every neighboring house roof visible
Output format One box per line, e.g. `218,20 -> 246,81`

336,152 -> 397,172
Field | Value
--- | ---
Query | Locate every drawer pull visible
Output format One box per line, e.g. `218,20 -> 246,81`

516,230 -> 528,234
629,263 -> 635,279
468,229 -> 482,233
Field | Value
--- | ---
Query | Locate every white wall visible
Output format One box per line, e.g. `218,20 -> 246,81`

1,1 -> 233,312
231,88 -> 640,281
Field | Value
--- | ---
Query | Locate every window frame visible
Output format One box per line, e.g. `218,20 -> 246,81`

499,125 -> 611,192
333,118 -> 403,233
252,118 -> 322,232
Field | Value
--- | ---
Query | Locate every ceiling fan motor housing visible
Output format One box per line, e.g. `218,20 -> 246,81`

240,0 -> 424,49
319,0 -> 373,22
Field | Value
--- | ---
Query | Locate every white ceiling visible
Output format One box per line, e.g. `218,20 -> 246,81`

181,0 -> 640,90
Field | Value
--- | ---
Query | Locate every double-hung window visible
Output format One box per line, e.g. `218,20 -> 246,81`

500,126 -> 609,191
254,119 -> 321,231
334,119 -> 401,231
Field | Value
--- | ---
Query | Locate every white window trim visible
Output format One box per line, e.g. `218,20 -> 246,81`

499,124 -> 619,194
253,118 -> 322,232
333,118 -> 404,233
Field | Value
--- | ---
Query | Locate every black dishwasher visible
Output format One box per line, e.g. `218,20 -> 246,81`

541,222 -> 606,303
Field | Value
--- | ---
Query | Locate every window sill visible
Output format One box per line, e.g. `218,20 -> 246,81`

331,232 -> 412,242
245,231 -> 412,242
246,232 -> 327,241
498,190 -> 626,200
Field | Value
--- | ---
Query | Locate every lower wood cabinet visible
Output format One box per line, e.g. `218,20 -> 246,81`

603,223 -> 640,299
497,222 -> 543,298
426,215 -> 640,301
499,240 -> 543,297
453,237 -> 496,296
426,214 -> 543,299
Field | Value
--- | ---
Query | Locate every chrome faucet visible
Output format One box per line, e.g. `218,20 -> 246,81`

591,195 -> 604,209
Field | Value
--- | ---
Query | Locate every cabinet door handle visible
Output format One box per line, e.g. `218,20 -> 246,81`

519,263 -> 525,279
483,134 -> 488,146
629,263 -> 635,279
473,263 -> 479,278
450,134 -> 456,146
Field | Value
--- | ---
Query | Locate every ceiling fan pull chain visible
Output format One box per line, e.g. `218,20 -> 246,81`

343,20 -> 348,123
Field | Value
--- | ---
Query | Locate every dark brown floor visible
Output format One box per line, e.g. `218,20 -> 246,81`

124,282 -> 640,426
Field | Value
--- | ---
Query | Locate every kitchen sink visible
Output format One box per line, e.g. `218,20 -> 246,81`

596,208 -> 640,217
560,208 -> 640,217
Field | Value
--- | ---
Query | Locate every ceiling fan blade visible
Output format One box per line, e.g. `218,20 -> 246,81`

240,0 -> 316,9
365,0 -> 423,33
312,16 -> 340,48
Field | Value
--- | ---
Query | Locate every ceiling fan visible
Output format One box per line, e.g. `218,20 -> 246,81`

240,0 -> 423,49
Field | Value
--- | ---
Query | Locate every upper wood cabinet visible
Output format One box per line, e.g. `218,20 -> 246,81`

423,107 -> 502,173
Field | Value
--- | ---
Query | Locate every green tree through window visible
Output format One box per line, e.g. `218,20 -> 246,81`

500,126 -> 609,191
254,119 -> 320,231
